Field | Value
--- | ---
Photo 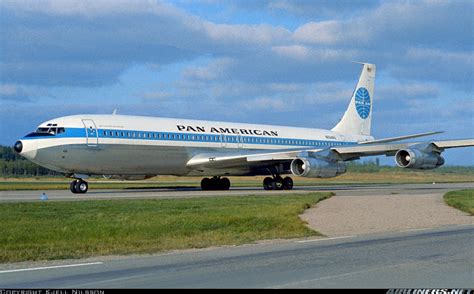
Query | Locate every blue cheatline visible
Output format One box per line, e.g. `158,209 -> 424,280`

354,87 -> 371,119
22,128 -> 358,148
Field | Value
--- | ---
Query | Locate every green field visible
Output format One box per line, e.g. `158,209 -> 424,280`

0,192 -> 331,263
443,189 -> 474,215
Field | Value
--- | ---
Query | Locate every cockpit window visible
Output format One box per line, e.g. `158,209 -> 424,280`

25,126 -> 66,137
36,127 -> 65,135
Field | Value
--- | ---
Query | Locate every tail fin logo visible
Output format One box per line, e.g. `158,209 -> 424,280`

354,87 -> 371,119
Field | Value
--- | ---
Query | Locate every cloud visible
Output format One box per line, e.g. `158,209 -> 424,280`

182,58 -> 235,81
203,22 -> 291,45
377,82 -> 440,101
390,48 -> 473,89
0,0 -> 181,16
228,0 -> 379,19
0,1 -> 291,87
246,97 -> 289,111
0,84 -> 35,103
140,91 -> 172,102
291,1 -> 472,50
293,20 -> 367,45
0,0 -> 473,165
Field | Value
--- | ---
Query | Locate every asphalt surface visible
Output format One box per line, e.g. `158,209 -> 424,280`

1,182 -> 473,202
0,225 -> 472,288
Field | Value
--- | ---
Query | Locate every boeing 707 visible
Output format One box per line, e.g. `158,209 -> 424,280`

13,63 -> 474,193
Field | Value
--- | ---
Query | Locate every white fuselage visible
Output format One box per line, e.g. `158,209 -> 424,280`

18,114 -> 373,177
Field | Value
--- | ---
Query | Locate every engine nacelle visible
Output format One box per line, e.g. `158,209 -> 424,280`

290,157 -> 346,178
395,148 -> 444,170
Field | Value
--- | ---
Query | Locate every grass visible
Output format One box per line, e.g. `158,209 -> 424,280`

443,189 -> 474,215
1,170 -> 473,191
0,192 -> 332,263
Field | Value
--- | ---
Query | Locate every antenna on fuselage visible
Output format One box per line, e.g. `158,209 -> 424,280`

112,109 -> 118,115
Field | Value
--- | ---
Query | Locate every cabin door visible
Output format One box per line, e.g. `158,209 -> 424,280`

82,119 -> 99,147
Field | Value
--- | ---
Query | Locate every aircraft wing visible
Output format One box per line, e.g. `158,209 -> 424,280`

186,139 -> 474,170
331,139 -> 474,160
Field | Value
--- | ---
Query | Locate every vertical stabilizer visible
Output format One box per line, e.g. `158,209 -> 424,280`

332,63 -> 375,136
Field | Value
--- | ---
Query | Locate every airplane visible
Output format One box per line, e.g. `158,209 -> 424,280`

13,63 -> 474,194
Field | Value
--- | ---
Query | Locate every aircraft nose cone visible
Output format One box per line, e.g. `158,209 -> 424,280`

14,141 -> 23,153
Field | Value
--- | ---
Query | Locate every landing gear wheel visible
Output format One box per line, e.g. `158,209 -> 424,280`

263,175 -> 294,191
74,180 -> 88,194
283,177 -> 294,190
263,177 -> 275,190
274,177 -> 284,190
201,177 -> 231,190
220,177 -> 231,190
210,177 -> 220,190
70,180 -> 79,193
201,178 -> 211,190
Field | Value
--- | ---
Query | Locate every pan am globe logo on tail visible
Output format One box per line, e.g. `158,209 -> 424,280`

354,87 -> 371,119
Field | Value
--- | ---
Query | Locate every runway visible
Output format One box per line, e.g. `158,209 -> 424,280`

1,182 -> 473,202
0,225 -> 472,288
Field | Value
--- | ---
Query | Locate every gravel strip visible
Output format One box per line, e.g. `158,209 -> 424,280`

301,192 -> 473,237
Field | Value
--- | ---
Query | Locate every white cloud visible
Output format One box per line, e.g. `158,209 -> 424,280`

245,97 -> 289,111
272,45 -> 310,60
182,58 -> 235,81
0,84 -> 17,96
272,45 -> 358,63
377,83 -> 440,101
0,0 -> 180,16
293,21 -> 350,45
203,22 -> 291,45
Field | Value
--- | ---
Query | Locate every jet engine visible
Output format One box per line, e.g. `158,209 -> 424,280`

290,157 -> 346,178
395,148 -> 444,169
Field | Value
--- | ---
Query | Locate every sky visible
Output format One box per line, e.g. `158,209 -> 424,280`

0,0 -> 473,165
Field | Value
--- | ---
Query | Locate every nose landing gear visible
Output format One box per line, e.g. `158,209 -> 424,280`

70,179 -> 88,194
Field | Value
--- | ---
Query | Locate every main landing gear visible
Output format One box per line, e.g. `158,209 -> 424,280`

263,167 -> 293,190
70,179 -> 88,194
201,177 -> 231,190
263,176 -> 293,190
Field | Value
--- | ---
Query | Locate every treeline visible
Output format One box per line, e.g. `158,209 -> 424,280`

0,146 -> 61,177
346,159 -> 474,174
